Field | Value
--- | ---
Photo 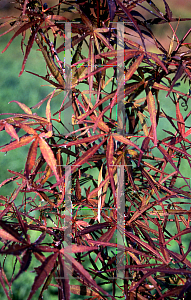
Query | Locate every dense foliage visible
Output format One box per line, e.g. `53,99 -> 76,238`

0,0 -> 191,299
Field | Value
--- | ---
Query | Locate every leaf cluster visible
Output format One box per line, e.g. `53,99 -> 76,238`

0,0 -> 191,299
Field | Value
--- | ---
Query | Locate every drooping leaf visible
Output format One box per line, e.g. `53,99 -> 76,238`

25,138 -> 39,178
27,252 -> 59,300
12,250 -> 32,282
19,25 -> 40,76
5,123 -> 19,141
1,19 -> 39,53
9,100 -> 32,115
176,101 -> 185,136
39,137 -> 59,182
64,253 -> 116,299
0,135 -> 34,152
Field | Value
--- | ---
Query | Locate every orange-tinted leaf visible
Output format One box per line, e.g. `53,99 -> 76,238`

147,89 -> 157,146
16,122 -> 37,135
153,82 -> 191,99
58,134 -> 106,147
27,252 -> 58,300
125,53 -> 144,82
39,137 -> 59,181
46,90 -> 55,122
9,100 -> 32,114
0,135 -> 34,152
0,228 -> 20,243
25,138 -> 39,178
5,123 -> 19,141
0,220 -> 24,243
112,133 -> 143,153
106,136 -> 116,201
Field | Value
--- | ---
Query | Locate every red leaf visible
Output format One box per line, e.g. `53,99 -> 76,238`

5,123 -> 19,141
0,228 -> 20,243
71,138 -> 107,173
176,101 -> 185,136
27,252 -> 59,300
57,134 -> 105,147
153,82 -> 191,99
0,135 -> 34,152
25,138 -> 38,178
16,122 -> 37,135
64,253 -> 116,299
58,254 -> 70,300
106,136 -> 116,202
112,133 -> 143,153
19,26 -> 39,76
138,136 -> 150,166
39,137 -> 59,181
1,19 -> 39,53
166,63 -> 184,97
125,53 -> 144,82
0,220 -> 24,243
147,52 -> 168,74
158,144 -> 190,188
12,250 -> 32,282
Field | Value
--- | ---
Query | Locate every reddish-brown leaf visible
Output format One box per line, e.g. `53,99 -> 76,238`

58,254 -> 70,300
64,253 -> 115,299
0,135 -> 34,152
112,133 -> 143,153
106,136 -> 116,202
27,252 -> 58,300
0,228 -> 20,243
1,19 -> 39,53
39,137 -> 59,182
0,220 -> 24,243
15,122 -> 37,135
115,0 -> 146,49
12,250 -> 32,282
25,138 -> 39,178
153,82 -> 191,99
57,134 -> 105,147
71,138 -> 107,173
125,53 -> 144,82
158,144 -> 189,188
176,101 -> 185,136
5,123 -> 19,141
19,26 -> 39,76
